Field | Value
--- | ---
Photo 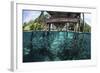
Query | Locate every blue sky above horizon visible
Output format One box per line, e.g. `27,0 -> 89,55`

22,10 -> 91,25
22,10 -> 41,24
81,13 -> 91,25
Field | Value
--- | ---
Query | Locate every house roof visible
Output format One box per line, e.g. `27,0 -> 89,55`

46,11 -> 80,23
47,11 -> 80,18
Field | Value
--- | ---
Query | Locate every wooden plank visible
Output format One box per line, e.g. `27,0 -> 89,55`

46,18 -> 78,23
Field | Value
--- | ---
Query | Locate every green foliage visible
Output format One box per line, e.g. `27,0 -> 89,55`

84,24 -> 91,32
23,11 -> 50,31
30,22 -> 43,30
23,22 -> 28,29
80,19 -> 91,32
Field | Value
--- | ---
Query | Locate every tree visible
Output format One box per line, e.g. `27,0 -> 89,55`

80,19 -> 91,32
23,22 -> 27,30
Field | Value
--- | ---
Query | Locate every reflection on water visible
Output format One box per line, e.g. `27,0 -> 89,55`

23,31 -> 91,62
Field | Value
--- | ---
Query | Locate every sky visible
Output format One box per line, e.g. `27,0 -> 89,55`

22,10 -> 41,24
22,10 -> 91,25
81,13 -> 91,25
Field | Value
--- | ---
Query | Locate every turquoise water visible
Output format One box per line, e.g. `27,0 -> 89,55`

23,31 -> 91,62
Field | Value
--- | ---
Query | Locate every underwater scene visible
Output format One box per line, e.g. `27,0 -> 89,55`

23,31 -> 91,62
23,10 -> 91,62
